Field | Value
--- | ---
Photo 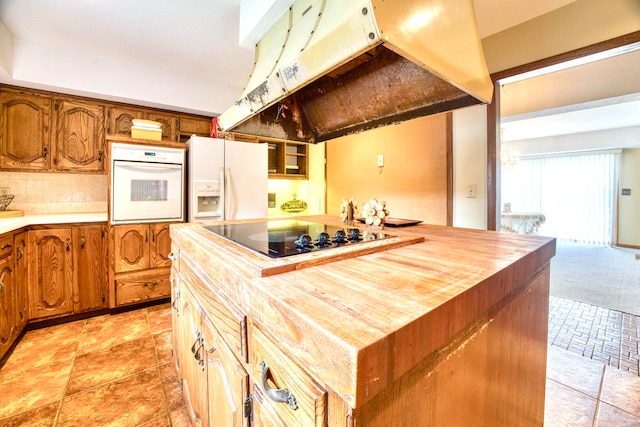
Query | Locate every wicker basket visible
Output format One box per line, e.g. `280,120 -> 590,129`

0,194 -> 14,211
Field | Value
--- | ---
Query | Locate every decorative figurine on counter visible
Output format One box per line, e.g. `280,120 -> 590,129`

340,197 -> 358,226
363,199 -> 389,229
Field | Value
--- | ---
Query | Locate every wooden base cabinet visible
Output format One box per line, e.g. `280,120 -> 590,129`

174,254 -> 251,427
27,228 -> 74,319
110,222 -> 172,307
0,231 -> 29,360
27,224 -> 107,321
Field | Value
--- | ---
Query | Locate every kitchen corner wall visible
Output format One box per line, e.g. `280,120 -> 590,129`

268,142 -> 326,218
326,114 -> 449,225
0,172 -> 107,215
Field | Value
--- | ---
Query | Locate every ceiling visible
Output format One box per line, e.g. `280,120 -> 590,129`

1,0 -> 637,138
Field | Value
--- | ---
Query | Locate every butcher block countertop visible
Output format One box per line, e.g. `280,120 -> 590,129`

171,215 -> 556,415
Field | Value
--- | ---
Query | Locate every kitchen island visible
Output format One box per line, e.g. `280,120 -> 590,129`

170,215 -> 555,426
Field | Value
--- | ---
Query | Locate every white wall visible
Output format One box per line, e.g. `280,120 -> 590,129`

1,38 -> 241,116
619,148 -> 640,246
506,126 -> 640,156
453,105 -> 488,229
0,20 -> 12,78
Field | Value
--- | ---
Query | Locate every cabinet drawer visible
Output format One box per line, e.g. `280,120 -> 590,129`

115,270 -> 171,306
249,324 -> 327,427
0,235 -> 13,259
181,254 -> 248,363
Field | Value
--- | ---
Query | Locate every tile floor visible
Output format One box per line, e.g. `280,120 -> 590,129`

0,303 -> 190,426
0,301 -> 639,426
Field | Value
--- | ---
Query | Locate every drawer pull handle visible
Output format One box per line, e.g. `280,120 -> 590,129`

260,361 -> 298,410
1,243 -> 12,250
191,331 -> 205,371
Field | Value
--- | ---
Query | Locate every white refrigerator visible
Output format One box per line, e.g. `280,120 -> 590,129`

187,136 -> 268,221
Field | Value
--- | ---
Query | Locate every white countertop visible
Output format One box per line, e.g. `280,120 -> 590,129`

0,212 -> 108,235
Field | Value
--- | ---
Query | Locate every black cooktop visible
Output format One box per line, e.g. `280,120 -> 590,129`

203,219 -> 395,258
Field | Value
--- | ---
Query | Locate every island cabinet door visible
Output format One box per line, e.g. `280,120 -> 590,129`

201,317 -> 250,427
248,324 -> 328,427
179,285 -> 209,427
27,228 -> 74,319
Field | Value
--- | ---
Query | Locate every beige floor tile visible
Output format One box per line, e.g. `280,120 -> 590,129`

596,402 -> 640,426
66,336 -> 157,395
154,330 -> 174,365
546,346 -> 605,398
77,309 -> 150,355
58,367 -> 166,426
0,359 -> 73,419
601,366 -> 640,417
169,407 -> 192,427
0,401 -> 59,427
159,362 -> 184,412
148,303 -> 173,334
0,320 -> 84,376
544,379 -> 597,427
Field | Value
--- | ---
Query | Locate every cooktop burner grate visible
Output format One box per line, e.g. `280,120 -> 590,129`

202,219 -> 395,258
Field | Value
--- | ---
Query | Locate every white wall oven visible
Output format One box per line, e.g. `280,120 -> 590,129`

110,142 -> 185,224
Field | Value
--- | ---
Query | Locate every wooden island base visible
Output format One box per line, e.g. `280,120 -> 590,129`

170,216 -> 555,426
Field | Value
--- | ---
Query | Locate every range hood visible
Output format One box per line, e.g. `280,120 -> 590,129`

218,0 -> 493,143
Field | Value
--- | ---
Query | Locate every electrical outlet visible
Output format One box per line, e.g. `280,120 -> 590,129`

377,154 -> 384,167
467,184 -> 477,198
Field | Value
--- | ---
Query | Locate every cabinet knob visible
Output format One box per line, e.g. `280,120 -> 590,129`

168,252 -> 177,261
260,361 -> 298,410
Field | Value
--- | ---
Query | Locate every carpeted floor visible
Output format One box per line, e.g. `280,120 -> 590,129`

550,241 -> 640,316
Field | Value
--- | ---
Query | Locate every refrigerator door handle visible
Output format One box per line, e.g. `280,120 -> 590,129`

224,166 -> 234,220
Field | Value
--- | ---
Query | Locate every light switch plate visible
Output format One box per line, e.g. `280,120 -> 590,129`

622,188 -> 631,195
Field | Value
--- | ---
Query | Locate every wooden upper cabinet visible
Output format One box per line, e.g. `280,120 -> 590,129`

0,90 -> 51,170
107,106 -> 144,139
53,99 -> 106,173
147,111 -> 178,142
108,106 -> 178,142
27,228 -> 74,319
179,116 -> 211,142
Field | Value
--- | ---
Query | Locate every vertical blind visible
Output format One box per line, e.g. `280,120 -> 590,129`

502,151 -> 619,245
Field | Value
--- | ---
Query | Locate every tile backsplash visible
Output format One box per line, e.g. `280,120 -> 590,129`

0,172 -> 108,215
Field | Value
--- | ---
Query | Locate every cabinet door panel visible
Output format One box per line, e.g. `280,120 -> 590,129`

27,229 -> 74,319
146,112 -> 177,141
249,325 -> 328,427
0,255 -> 15,358
113,224 -> 149,273
54,99 -> 105,172
202,317 -> 249,427
107,106 -> 144,138
180,286 -> 209,427
75,225 -> 107,312
150,223 -> 171,268
13,232 -> 28,331
0,91 -> 51,170
114,270 -> 170,306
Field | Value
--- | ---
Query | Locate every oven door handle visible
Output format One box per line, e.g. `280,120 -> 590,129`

114,161 -> 182,174
117,164 -> 182,173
